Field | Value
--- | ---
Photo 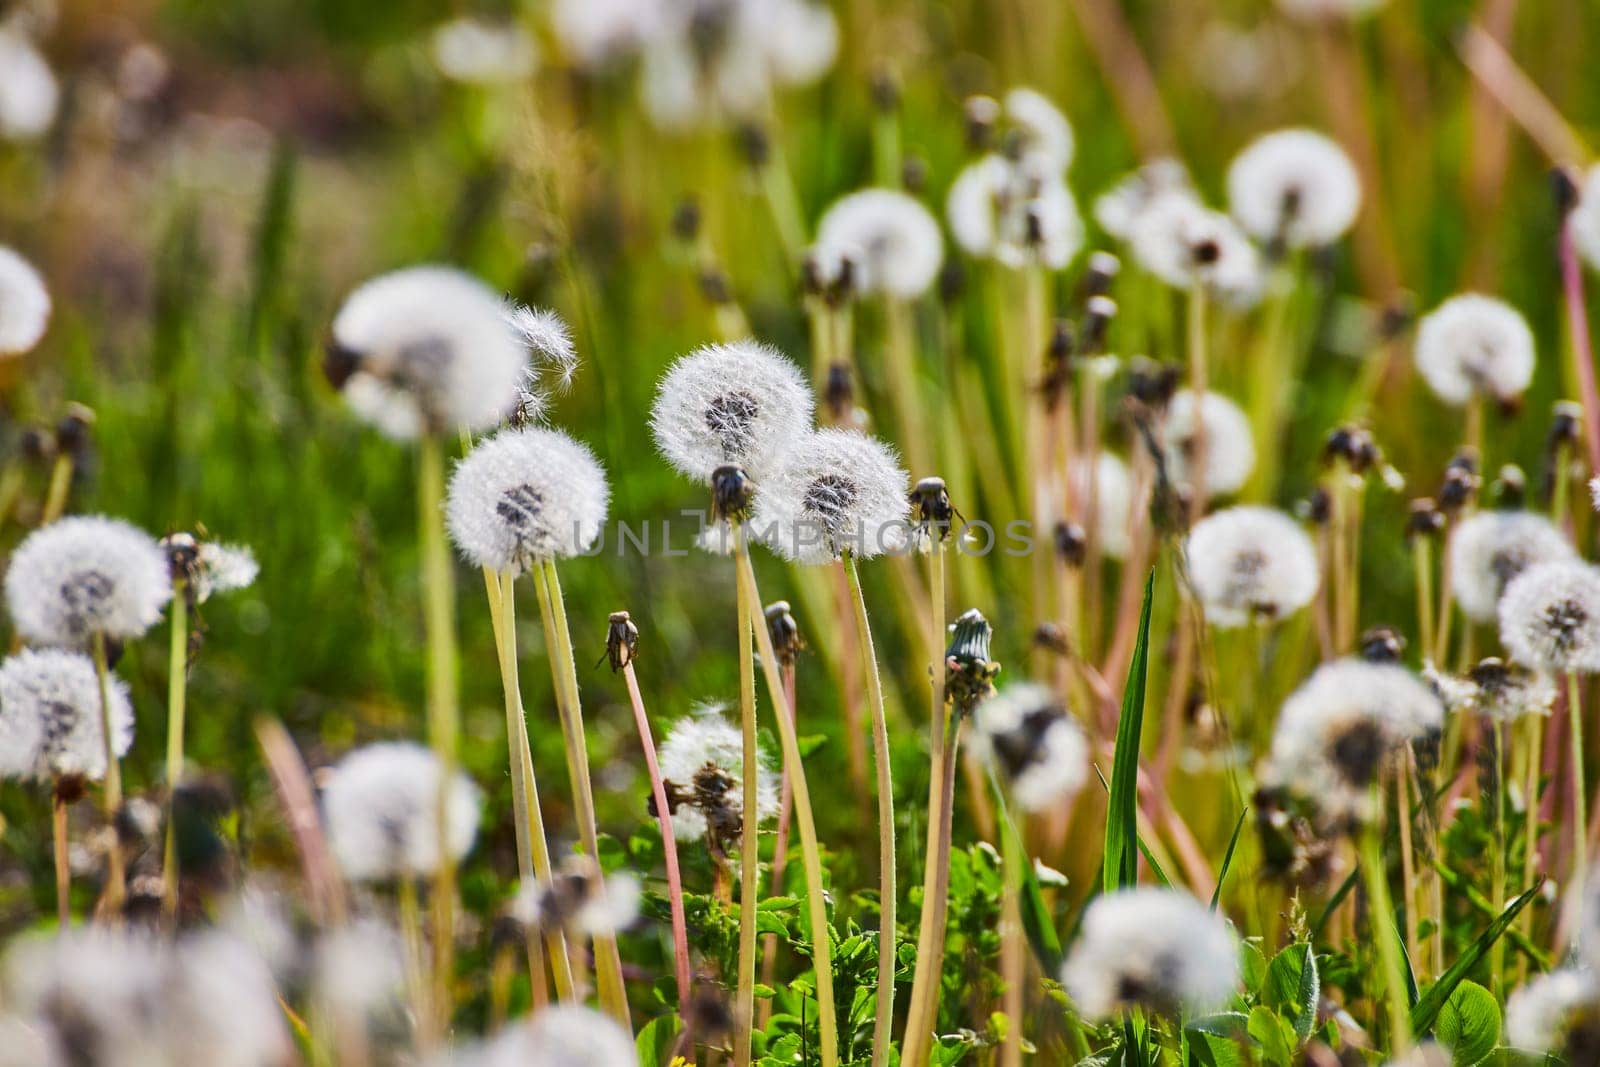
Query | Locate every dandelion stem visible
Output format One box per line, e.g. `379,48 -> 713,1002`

1412,537 -> 1435,663
533,558 -> 631,1025
734,522 -> 760,1067
1559,219 -> 1600,479
1397,739 -> 1419,966
397,872 -> 436,1053
759,657 -> 799,1027
90,631 -> 125,919
1359,799 -> 1412,1054
39,452 -> 73,525
417,434 -> 460,1028
902,538 -> 946,1066
884,298 -> 933,478
1187,283 -> 1210,524
162,578 -> 188,921
995,781 -> 1024,1067
487,567 -> 575,1002
1568,669 -> 1588,930
51,780 -> 70,926
843,550 -> 897,1067
733,541 -> 839,1067
1490,719 -> 1507,996
1520,712 -> 1545,959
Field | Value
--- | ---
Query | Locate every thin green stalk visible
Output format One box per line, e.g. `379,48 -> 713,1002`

902,539 -> 946,1065
1490,719 -> 1507,996
1519,712 -> 1545,963
52,782 -> 70,926
734,543 -> 838,1067
40,453 -> 73,525
884,298 -> 933,477
997,785 -> 1024,1067
1360,796 -> 1412,1055
734,523 -> 760,1067
1569,670 -> 1588,926
843,551 -> 896,1066
162,579 -> 188,920
488,568 -> 575,1001
91,632 -> 125,918
535,559 -> 630,1026
1412,538 -> 1435,665
417,435 -> 460,1025
1186,284 -> 1210,524
397,872 -> 436,1053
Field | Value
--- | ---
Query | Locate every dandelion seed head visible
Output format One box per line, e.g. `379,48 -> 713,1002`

1447,510 -> 1574,623
164,534 -> 259,604
5,516 -> 172,647
0,29 -> 58,141
504,303 -> 579,420
439,1005 -> 639,1067
752,429 -> 910,565
650,340 -> 813,483
970,683 -> 1088,812
1094,158 -> 1192,239
0,246 -> 50,357
1429,659 -> 1557,723
1572,164 -> 1600,273
1069,452 -> 1135,559
315,918 -> 407,1016
946,155 -> 1084,270
329,266 -> 530,439
431,17 -> 537,84
760,0 -> 840,86
512,864 -> 642,938
550,0 -> 662,68
0,649 -> 133,782
1266,659 -> 1443,819
168,931 -> 292,1067
3,929 -> 168,1066
446,427 -> 609,572
1506,969 -> 1600,1055
1499,561 -> 1600,673
656,706 -> 777,844
815,189 -> 944,299
1002,87 -> 1073,173
1414,293 -> 1536,407
1226,128 -> 1361,248
1185,506 -> 1319,628
1060,887 -> 1239,1020
1164,388 -> 1257,498
321,742 -> 482,882
1130,192 -> 1263,305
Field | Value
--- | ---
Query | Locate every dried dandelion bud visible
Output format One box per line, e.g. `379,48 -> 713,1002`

605,611 -> 639,672
963,95 -> 1001,150
945,608 -> 1000,715
1406,498 -> 1444,542
764,601 -> 803,667
1053,521 -> 1088,567
1358,625 -> 1405,663
824,361 -> 854,421
1082,250 -> 1121,298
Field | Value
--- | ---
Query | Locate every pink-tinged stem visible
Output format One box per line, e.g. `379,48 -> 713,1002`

621,662 -> 693,1005
1560,223 -> 1600,477
254,717 -> 347,926
758,663 -> 799,1029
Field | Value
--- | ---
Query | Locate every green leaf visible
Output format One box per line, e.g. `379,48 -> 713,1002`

634,1014 -> 683,1067
1263,943 -> 1319,1041
1311,869 -> 1358,941
1435,980 -> 1500,1065
1104,571 -> 1155,894
1136,835 -> 1173,888
1411,881 -> 1542,1034
1186,1031 -> 1246,1067
1239,941 -> 1267,996
1246,1005 -> 1295,1066
1210,809 -> 1248,912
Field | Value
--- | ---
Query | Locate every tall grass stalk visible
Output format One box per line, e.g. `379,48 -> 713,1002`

1359,793 -> 1412,1055
1559,218 -> 1600,477
533,558 -> 631,1025
162,576 -> 188,919
734,522 -> 760,1067
733,541 -> 839,1067
842,550 -> 896,1065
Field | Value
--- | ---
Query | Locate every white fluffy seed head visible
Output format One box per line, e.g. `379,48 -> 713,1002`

0,29 -> 58,141
1573,164 -> 1600,273
321,742 -> 482,882
1094,158 -> 1192,239
1447,510 -> 1575,623
315,918 -> 407,1016
512,864 -> 642,938
1227,129 -> 1361,248
1069,452 -> 1135,559
1002,87 -> 1073,173
1060,887 -> 1239,1020
446,427 -> 610,572
167,930 -> 293,1067
751,429 -> 910,565
655,706 -> 778,844
1505,969 -> 1600,1054
1164,388 -> 1257,498
969,683 -> 1088,812
0,246 -> 50,356
1428,661 -> 1557,724
328,266 -> 531,439
947,155 -> 1084,270
1130,192 -> 1263,305
550,0 -> 662,68
815,189 -> 944,300
1413,293 -> 1536,407
650,340 -> 814,483
1498,561 -> 1600,674
5,516 -> 172,647
1266,659 -> 1444,820
165,534 -> 260,604
504,303 -> 579,421
431,17 -> 537,83
0,649 -> 132,782
1185,506 -> 1319,628
439,1004 -> 640,1067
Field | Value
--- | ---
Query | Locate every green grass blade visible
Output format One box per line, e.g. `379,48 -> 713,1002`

1410,881 -> 1543,1035
1104,570 -> 1155,894
1210,808 -> 1248,912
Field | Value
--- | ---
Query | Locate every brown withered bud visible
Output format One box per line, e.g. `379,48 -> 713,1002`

56,403 -> 96,455
764,600 -> 803,668
710,465 -> 753,522
1302,487 -> 1332,526
1053,520 -> 1087,567
605,611 -> 639,672
1542,401 -> 1584,503
938,259 -> 966,304
869,67 -> 899,112
1436,450 -> 1481,513
901,156 -> 928,194
1126,356 -> 1180,409
911,476 -> 959,540
1553,166 -> 1582,216
1032,622 -> 1071,657
824,362 -> 854,421
19,426 -> 54,462
698,268 -> 733,306
964,95 -> 1001,150
1405,498 -> 1445,542
1080,295 -> 1117,355
1081,251 -> 1120,299
1323,424 -> 1380,475
322,336 -> 361,390
671,197 -> 701,242
735,122 -> 770,168
1378,294 -> 1415,342
1357,626 -> 1405,664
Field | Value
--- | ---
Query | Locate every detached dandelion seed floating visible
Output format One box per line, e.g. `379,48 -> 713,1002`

1164,388 -> 1257,499
970,683 -> 1088,812
320,742 -> 482,883
325,266 -> 531,439
1059,887 -> 1239,1021
1185,506 -> 1319,628
655,708 -> 778,848
752,428 -> 910,564
5,515 -> 171,648
1226,128 -> 1361,250
446,428 -> 610,572
651,340 -> 813,483
0,245 -> 50,357
1413,293 -> 1536,409
1505,969 -> 1600,1057
1446,510 -> 1574,623
814,189 -> 944,300
0,29 -> 59,142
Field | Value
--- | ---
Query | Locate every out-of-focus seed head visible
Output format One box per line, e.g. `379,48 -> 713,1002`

1494,464 -> 1528,509
1358,625 -> 1405,664
1185,506 -> 1319,628
964,94 -> 1001,150
320,742 -> 482,883
970,683 -> 1088,811
0,246 -> 51,358
816,189 -> 944,299
1165,389 -> 1257,499
1227,128 -> 1361,249
1414,293 -> 1536,408
1406,498 -> 1445,542
1448,510 -> 1574,623
655,707 -> 777,849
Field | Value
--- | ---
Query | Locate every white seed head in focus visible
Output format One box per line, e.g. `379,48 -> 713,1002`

655,706 -> 778,845
1413,293 -> 1536,407
970,683 -> 1089,812
6,516 -> 172,647
1447,510 -> 1575,623
650,340 -> 813,483
1226,128 -> 1361,248
1185,506 -> 1319,628
446,427 -> 610,572
0,649 -> 133,782
0,246 -> 50,356
321,742 -> 482,882
815,189 -> 944,300
752,429 -> 910,565
1498,561 -> 1600,674
1060,887 -> 1240,1020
